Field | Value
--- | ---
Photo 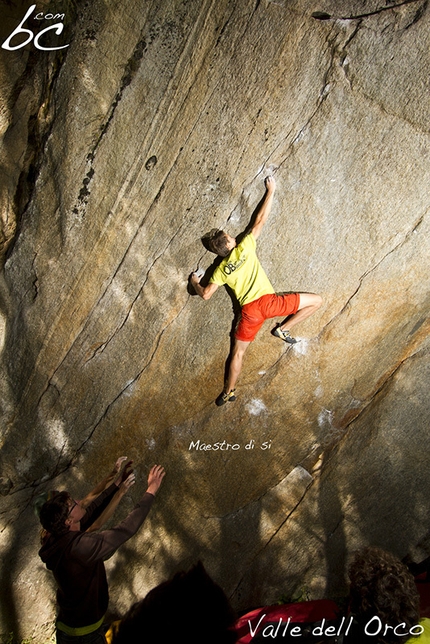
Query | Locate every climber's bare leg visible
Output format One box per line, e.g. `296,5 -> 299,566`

279,293 -> 322,331
225,339 -> 250,393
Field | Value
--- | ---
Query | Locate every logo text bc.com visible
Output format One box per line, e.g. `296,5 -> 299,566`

2,4 -> 69,52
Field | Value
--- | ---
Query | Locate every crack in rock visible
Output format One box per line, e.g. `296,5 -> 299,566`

312,0 -> 424,21
70,34 -> 149,220
322,213 -> 425,332
227,465 -> 314,597
313,346 -> 428,458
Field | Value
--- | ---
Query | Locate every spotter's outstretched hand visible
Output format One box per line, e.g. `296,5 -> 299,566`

146,465 -> 166,496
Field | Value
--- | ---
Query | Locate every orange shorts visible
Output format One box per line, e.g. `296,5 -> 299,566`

235,293 -> 300,342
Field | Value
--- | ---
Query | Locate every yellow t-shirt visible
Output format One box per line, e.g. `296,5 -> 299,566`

209,233 -> 274,307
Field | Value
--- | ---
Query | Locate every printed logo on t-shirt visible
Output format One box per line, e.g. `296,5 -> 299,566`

223,252 -> 247,275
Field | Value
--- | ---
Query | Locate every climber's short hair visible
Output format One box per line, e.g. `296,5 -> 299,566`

207,230 -> 231,257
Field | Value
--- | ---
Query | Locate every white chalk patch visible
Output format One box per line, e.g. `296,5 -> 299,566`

258,370 -> 266,375
318,408 -> 334,428
227,208 -> 241,224
246,399 -> 267,416
146,438 -> 156,450
81,65 -> 97,94
314,385 -> 323,398
289,180 -> 302,191
123,380 -> 136,396
111,281 -> 128,303
293,129 -> 306,144
320,83 -> 331,98
292,338 -> 308,355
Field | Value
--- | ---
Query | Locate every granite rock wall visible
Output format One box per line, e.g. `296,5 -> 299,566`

0,0 -> 429,640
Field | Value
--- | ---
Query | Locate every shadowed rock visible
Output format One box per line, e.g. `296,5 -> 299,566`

0,0 -> 429,639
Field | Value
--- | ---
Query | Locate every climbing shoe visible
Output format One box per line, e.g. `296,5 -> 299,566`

272,325 -> 297,344
215,389 -> 236,406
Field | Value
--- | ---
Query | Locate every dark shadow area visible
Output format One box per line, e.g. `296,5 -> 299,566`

111,561 -> 237,644
1,489 -> 60,641
314,348 -> 430,610
0,521 -> 22,641
318,451 -> 348,601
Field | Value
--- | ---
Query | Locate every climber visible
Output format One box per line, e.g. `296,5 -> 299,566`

38,462 -> 166,644
190,175 -> 322,406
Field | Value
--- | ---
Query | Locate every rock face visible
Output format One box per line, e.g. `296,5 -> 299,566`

0,0 -> 429,639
